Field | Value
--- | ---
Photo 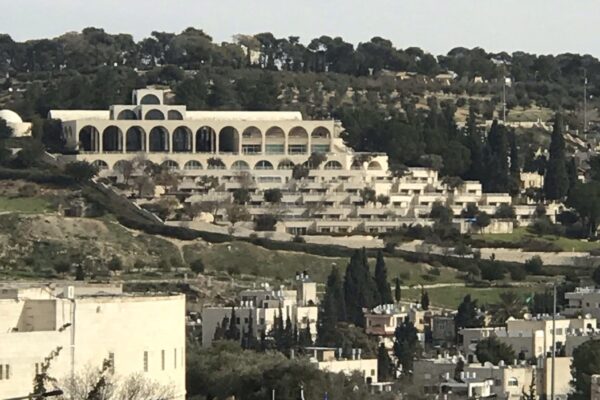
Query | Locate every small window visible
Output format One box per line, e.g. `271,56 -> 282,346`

5,364 -> 9,380
108,352 -> 115,374
508,377 -> 518,387
161,349 -> 165,371
143,351 -> 149,372
0,365 -> 3,380
174,348 -> 177,369
371,369 -> 375,376
236,317 -> 241,325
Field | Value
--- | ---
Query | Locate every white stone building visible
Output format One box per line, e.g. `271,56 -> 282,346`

304,347 -> 378,384
201,275 -> 318,348
50,87 -> 543,233
0,282 -> 186,400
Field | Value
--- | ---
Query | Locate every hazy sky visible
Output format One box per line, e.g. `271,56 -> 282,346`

2,0 -> 600,56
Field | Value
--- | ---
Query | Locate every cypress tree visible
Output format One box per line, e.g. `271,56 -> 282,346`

374,250 -> 393,305
318,266 -> 346,346
544,114 -> 569,200
344,250 -> 365,326
484,120 -> 510,192
421,290 -> 430,310
360,248 -> 380,309
377,343 -> 393,382
394,277 -> 402,302
463,105 -> 484,182
225,307 -> 240,341
508,130 -> 521,195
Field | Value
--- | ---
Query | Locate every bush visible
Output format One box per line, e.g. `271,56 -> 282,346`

190,259 -> 205,274
18,183 -> 39,197
529,217 -> 564,236
524,256 -> 544,275
107,256 -> 123,272
255,214 -> 278,231
509,266 -> 527,281
479,262 -> 506,281
494,204 -> 516,219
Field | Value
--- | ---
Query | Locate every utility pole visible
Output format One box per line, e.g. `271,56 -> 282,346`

551,283 -> 557,400
584,68 -> 588,134
503,76 -> 507,123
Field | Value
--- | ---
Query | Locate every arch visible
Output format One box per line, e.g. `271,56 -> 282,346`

254,160 -> 274,170
126,126 -> 146,152
172,126 -> 192,152
140,94 -> 161,105
117,109 -> 137,120
113,160 -> 131,172
184,160 -> 203,170
311,126 -> 331,139
91,160 -> 109,170
367,161 -> 382,170
168,110 -> 183,120
266,126 -> 285,139
288,126 -> 308,139
161,160 -> 179,170
277,159 -> 295,170
242,126 -> 262,139
231,160 -> 250,170
351,160 -> 363,170
78,125 -> 100,152
149,126 -> 169,152
102,126 -> 123,152
288,127 -> 308,155
196,126 -> 217,153
219,126 -> 239,153
241,126 -> 262,154
145,109 -> 165,120
324,160 -> 342,170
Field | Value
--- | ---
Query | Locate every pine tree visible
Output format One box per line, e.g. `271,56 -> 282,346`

377,343 -> 393,381
454,295 -> 484,338
393,317 -> 422,373
374,250 -> 393,305
421,290 -> 430,311
75,264 -> 85,281
544,113 -> 569,200
225,307 -> 240,341
344,249 -> 378,327
394,277 -> 402,302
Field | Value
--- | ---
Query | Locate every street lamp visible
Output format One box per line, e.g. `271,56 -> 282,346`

4,389 -> 64,400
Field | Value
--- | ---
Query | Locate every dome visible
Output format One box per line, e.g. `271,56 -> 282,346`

0,109 -> 23,124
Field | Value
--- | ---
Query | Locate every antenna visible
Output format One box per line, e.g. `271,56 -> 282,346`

584,68 -> 588,134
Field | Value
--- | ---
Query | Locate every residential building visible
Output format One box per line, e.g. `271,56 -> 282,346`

0,282 -> 186,400
201,274 -> 318,347
564,287 -> 600,321
459,313 -> 597,361
50,87 -> 545,233
305,347 -> 378,384
364,303 -> 428,348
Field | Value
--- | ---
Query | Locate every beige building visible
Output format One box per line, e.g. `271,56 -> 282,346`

201,275 -> 318,347
364,303 -> 429,348
564,287 -> 600,321
305,347 -> 378,384
49,87 -> 546,234
0,282 -> 186,400
460,314 -> 597,362
0,109 -> 32,137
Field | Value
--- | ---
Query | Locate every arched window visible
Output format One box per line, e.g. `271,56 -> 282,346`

102,126 -> 123,152
351,160 -> 363,170
288,127 -> 308,155
311,127 -> 331,139
91,160 -> 109,170
172,126 -> 192,152
78,125 -> 100,152
196,126 -> 216,153
241,126 -> 262,154
145,109 -> 165,120
266,126 -> 285,139
277,160 -> 295,170
140,94 -> 161,105
242,126 -> 262,139
117,109 -> 137,120
126,126 -> 145,152
219,126 -> 239,154
324,160 -> 343,170
184,160 -> 203,170
149,127 -> 169,152
231,160 -> 251,170
168,110 -> 183,120
367,161 -> 382,170
161,160 -> 179,170
254,160 -> 274,170
265,126 -> 285,154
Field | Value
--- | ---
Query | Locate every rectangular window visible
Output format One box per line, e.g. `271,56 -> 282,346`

288,144 -> 307,155
181,347 -> 184,367
161,350 -> 165,371
174,348 -> 177,369
143,351 -> 148,372
5,364 -> 9,380
0,365 -> 3,380
242,145 -> 261,154
266,144 -> 284,154
311,144 -> 330,153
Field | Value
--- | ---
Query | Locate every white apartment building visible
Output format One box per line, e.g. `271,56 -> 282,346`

0,282 -> 186,400
304,347 -> 378,384
201,275 -> 318,347
48,87 -> 544,234
460,313 -> 597,362
564,287 -> 600,321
